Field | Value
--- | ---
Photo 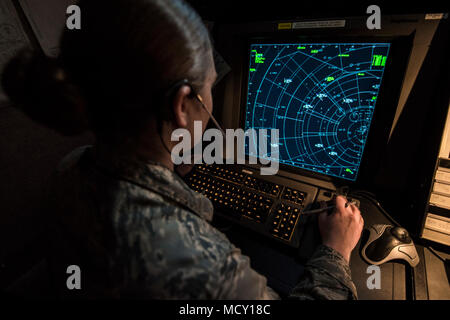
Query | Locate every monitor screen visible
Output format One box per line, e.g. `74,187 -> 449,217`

244,42 -> 391,181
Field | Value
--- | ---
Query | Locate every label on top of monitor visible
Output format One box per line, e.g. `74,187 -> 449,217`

244,43 -> 391,181
292,20 -> 346,29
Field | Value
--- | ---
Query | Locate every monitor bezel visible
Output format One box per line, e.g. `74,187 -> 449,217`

238,34 -> 413,188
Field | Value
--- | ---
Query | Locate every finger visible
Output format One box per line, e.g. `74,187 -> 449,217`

335,195 -> 349,214
350,206 -> 361,219
348,202 -> 359,214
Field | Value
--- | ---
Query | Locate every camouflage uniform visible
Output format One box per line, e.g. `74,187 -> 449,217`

45,145 -> 357,299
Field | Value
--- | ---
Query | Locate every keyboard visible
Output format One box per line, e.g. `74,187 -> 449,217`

184,164 -> 317,247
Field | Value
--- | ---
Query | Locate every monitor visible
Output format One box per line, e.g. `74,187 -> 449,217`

244,42 -> 391,181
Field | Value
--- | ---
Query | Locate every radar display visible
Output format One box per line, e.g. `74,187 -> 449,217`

245,43 -> 390,181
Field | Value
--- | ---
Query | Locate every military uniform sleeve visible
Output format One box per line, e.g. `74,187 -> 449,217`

289,245 -> 358,300
217,246 -> 280,300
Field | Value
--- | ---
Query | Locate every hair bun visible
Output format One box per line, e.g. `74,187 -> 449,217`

1,48 -> 88,136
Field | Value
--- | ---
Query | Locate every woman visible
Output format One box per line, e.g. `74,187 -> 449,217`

2,0 -> 363,299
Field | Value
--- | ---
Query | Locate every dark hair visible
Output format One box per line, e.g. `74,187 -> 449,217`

2,0 -> 212,139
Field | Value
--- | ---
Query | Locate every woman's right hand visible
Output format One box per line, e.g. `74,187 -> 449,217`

318,195 -> 364,263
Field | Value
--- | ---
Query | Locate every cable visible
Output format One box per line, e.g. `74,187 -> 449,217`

348,189 -> 402,227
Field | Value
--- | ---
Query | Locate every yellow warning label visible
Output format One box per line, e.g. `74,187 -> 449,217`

278,22 -> 292,30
